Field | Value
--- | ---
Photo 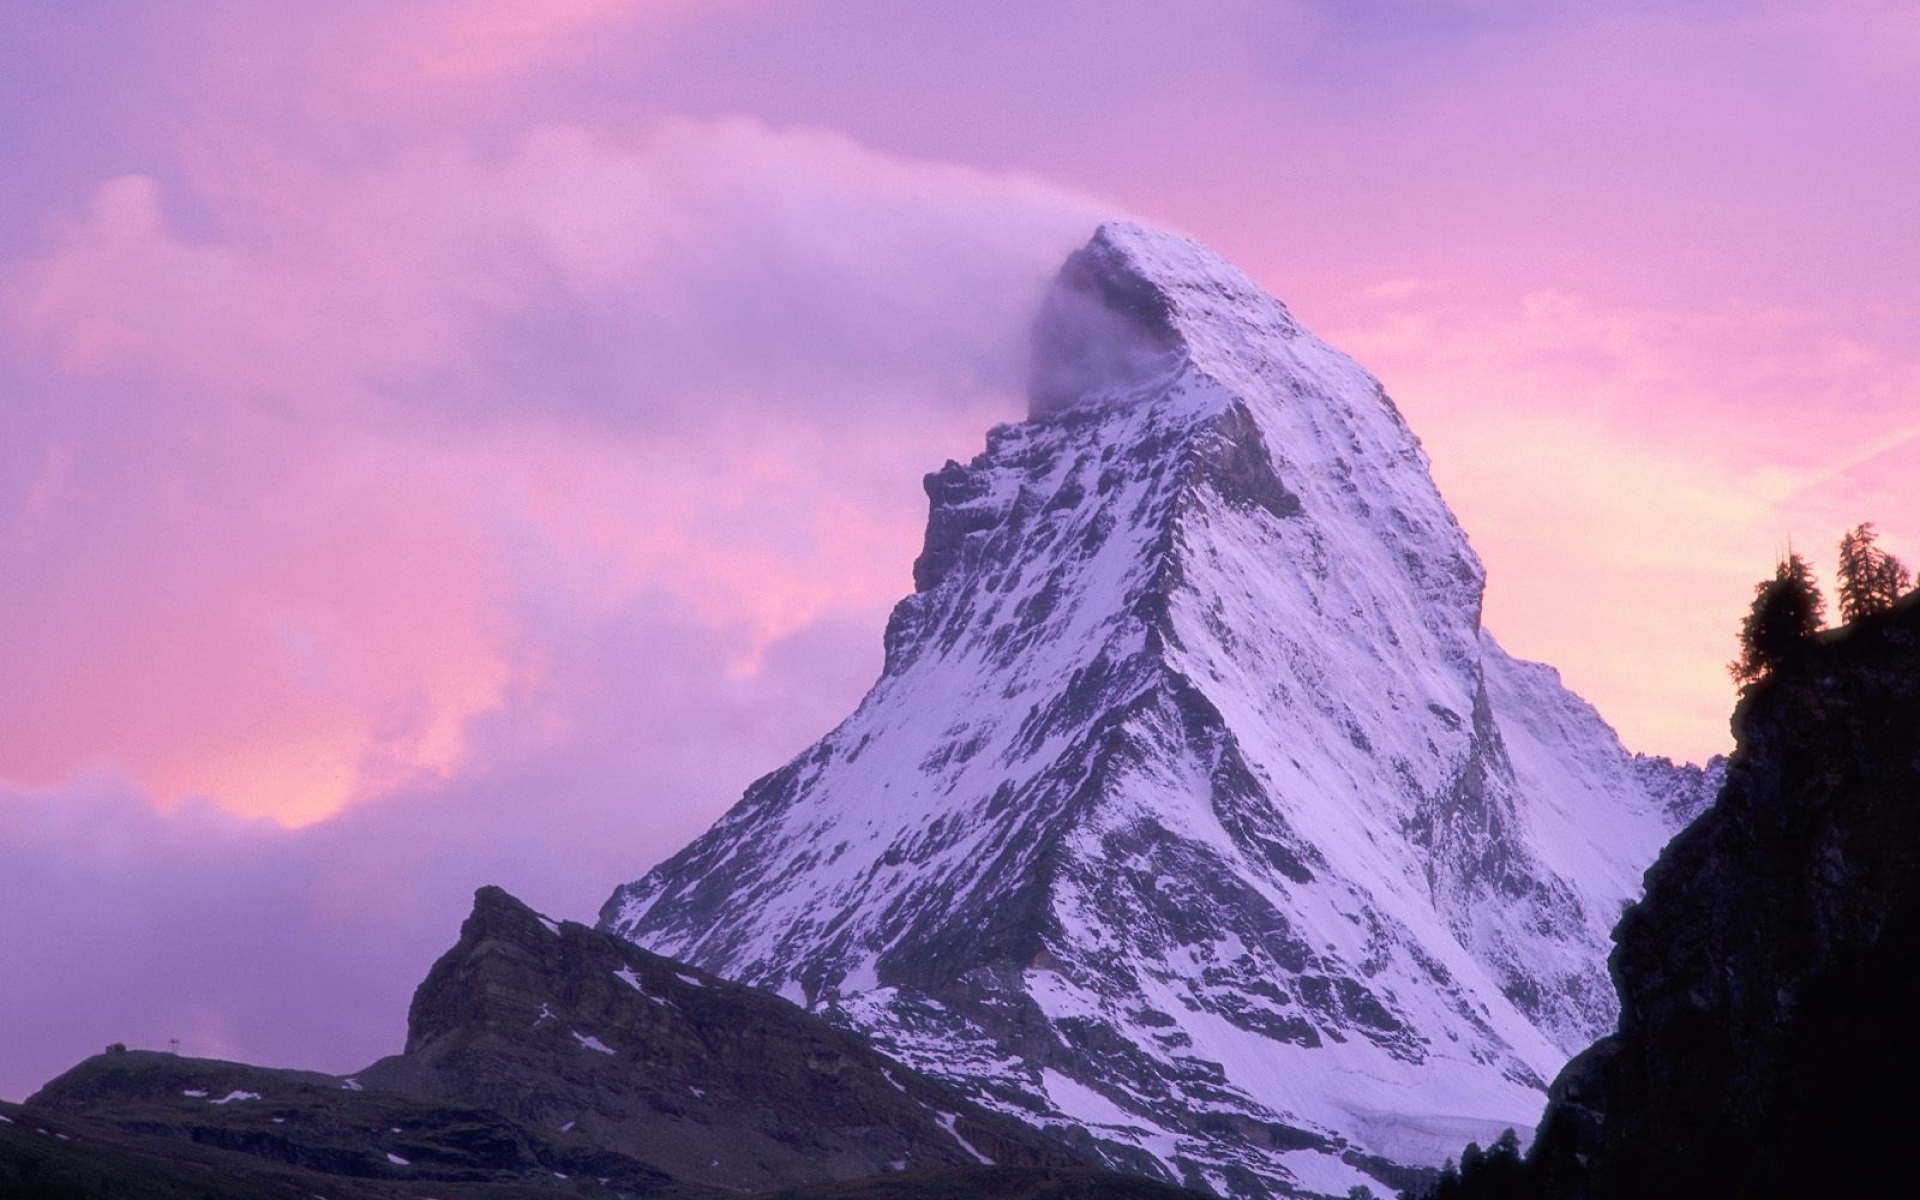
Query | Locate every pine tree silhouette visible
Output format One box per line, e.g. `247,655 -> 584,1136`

1836,523 -> 1909,623
1732,552 -> 1824,685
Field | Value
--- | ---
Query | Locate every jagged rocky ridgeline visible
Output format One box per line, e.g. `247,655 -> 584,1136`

16,886 -> 1200,1199
602,222 -> 1720,1199
1442,596 -> 1920,1200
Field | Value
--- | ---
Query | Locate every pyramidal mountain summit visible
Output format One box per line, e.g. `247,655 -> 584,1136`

602,223 -> 1717,1199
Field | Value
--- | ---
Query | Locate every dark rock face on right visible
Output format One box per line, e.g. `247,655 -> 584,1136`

1479,598 -> 1920,1199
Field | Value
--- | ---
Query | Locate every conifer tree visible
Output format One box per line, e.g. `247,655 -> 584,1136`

1489,1127 -> 1522,1163
1836,522 -> 1909,623
1731,552 -> 1824,685
1460,1142 -> 1486,1178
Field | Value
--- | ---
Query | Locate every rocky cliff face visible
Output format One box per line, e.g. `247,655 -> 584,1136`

22,886 -> 1112,1199
603,223 -> 1709,1199
1461,598 -> 1920,1200
366,887 -> 1087,1193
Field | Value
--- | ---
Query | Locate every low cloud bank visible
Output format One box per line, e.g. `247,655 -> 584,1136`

0,600 -> 885,1100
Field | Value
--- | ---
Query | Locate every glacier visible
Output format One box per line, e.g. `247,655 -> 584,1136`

603,223 -> 1716,1199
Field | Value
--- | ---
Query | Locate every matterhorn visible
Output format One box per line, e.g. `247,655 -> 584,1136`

604,223 -> 1715,1199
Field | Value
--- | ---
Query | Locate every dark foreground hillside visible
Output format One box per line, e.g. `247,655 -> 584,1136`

0,1100 -> 1193,1200
3,888 -> 1204,1200
1440,595 -> 1920,1200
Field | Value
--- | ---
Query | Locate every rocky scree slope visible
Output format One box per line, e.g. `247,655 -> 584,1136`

1448,596 -> 1920,1200
603,223 -> 1713,1199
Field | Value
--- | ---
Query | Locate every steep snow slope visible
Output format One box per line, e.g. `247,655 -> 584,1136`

603,224 -> 1711,1199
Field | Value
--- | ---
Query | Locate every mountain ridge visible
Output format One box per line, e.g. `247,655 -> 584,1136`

604,222 -> 1715,1199
16,885 -> 1191,1200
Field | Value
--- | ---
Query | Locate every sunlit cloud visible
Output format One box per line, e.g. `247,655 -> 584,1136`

0,118 -> 1103,829
1333,289 -> 1920,757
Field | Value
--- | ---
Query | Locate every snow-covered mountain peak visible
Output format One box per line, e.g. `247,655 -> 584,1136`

1016,223 -> 1484,671
605,224 -> 1713,1199
1064,222 -> 1299,341
1029,222 -> 1353,423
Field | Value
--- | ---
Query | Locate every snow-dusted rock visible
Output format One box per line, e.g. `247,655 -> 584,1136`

603,223 -> 1712,1199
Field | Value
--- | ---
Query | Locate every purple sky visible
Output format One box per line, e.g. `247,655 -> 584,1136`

4,1 -> 1918,1098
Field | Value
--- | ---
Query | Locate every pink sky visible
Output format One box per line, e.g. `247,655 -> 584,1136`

4,1 -> 1918,1097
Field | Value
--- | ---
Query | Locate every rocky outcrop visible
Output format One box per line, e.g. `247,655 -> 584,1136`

1447,596 -> 1920,1199
364,886 -> 1086,1193
1627,753 -> 1726,829
18,886 -> 1138,1200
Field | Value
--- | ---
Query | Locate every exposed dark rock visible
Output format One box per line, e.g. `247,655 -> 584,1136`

20,1053 -> 689,1198
1627,752 -> 1726,829
761,1165 -> 1206,1199
2,1091 -> 1210,1200
1187,402 -> 1301,521
367,886 -> 1084,1193
13,886 -> 1132,1200
1441,596 -> 1920,1200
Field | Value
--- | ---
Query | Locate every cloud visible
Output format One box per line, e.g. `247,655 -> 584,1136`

0,113 -> 1109,1098
1330,288 -> 1920,758
10,119 -> 1104,423
0,117 -> 1106,823
0,591 -> 884,1101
